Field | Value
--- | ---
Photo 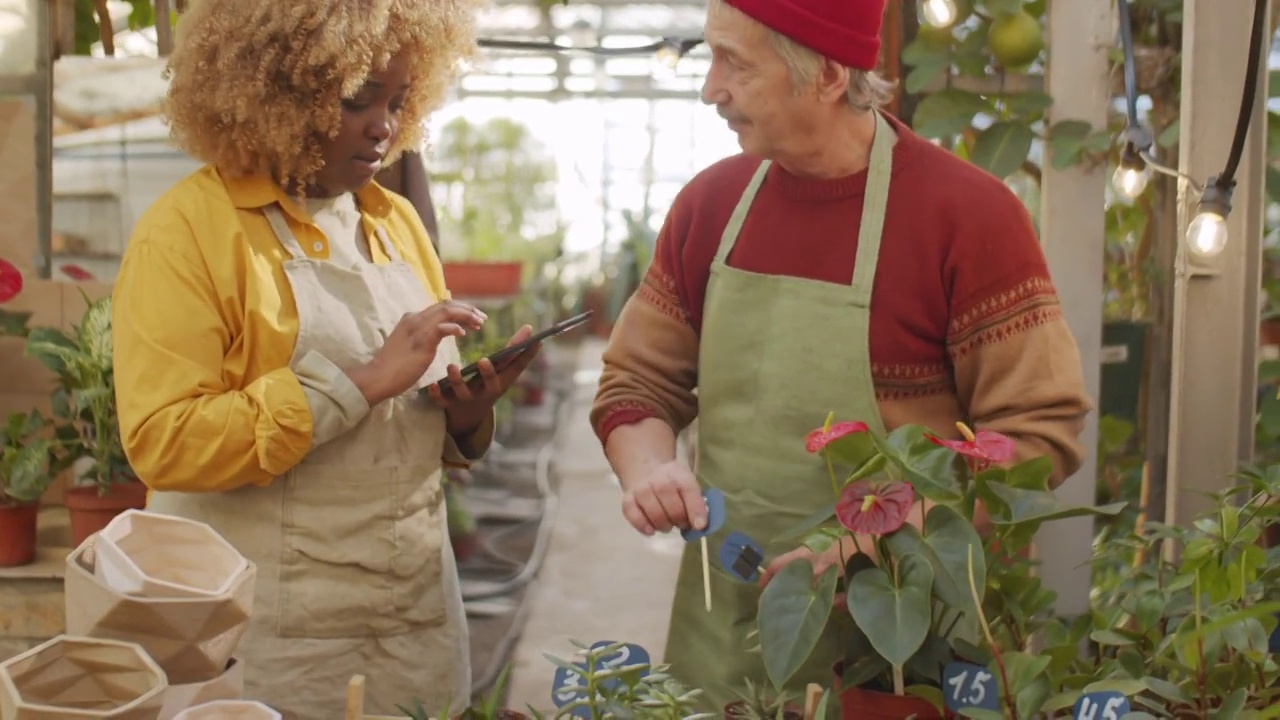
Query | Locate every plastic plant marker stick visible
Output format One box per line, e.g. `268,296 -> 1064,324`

701,536 -> 712,611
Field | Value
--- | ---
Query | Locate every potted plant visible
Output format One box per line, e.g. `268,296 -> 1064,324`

24,293 -> 147,546
0,410 -> 75,567
723,679 -> 802,720
756,416 -> 1127,719
1037,463 -> 1280,716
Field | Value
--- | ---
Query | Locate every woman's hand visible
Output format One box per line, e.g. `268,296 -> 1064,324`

346,301 -> 487,405
425,325 -> 542,437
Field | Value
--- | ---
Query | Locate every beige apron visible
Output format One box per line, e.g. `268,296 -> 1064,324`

662,112 -> 896,710
147,202 -> 470,719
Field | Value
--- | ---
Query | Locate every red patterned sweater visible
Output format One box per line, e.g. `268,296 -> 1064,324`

590,114 -> 1093,485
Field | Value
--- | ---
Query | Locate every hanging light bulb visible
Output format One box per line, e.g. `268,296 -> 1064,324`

655,42 -> 686,71
1111,144 -> 1151,202
1186,212 -> 1228,257
921,0 -> 959,28
1184,177 -> 1234,259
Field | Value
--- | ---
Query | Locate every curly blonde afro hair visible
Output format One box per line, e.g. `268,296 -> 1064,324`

165,0 -> 481,187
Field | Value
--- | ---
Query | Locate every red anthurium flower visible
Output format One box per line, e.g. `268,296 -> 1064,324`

835,480 -> 915,535
928,421 -> 1016,471
0,259 -> 22,303
805,421 -> 869,453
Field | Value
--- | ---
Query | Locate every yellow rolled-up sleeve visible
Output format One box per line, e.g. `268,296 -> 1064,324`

113,237 -> 314,493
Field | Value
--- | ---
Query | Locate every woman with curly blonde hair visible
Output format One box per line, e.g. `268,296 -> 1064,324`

110,0 -> 541,715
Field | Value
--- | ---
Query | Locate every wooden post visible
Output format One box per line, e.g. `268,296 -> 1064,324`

1166,0 -> 1269,526
880,0 -> 904,117
155,0 -> 173,56
1035,0 -> 1112,617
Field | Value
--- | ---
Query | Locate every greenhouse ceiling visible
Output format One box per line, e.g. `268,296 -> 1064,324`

464,0 -> 712,100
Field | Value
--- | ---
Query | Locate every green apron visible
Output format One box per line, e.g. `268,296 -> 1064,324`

663,112 -> 896,710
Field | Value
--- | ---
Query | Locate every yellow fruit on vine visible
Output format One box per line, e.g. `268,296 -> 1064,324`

987,10 -> 1044,70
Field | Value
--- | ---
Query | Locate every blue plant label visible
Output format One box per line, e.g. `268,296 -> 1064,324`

1071,691 -> 1131,720
551,661 -> 590,713
1270,613 -> 1280,653
681,488 -> 726,541
942,662 -> 999,713
551,641 -> 651,716
589,640 -> 651,689
720,530 -> 766,583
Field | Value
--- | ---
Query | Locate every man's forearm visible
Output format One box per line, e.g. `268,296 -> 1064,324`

604,417 -> 679,492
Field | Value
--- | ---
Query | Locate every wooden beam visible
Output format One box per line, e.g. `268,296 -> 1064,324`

155,0 -> 173,56
1035,0 -> 1112,617
1166,0 -> 1269,526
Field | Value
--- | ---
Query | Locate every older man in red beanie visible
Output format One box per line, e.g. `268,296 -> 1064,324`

591,0 -> 1091,705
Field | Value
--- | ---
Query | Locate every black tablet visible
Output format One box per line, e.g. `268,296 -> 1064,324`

434,310 -> 594,391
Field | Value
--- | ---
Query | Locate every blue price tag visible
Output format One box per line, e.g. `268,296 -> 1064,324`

550,641 -> 651,717
1072,691 -> 1130,720
1270,613 -> 1280,654
681,488 -> 726,541
942,662 -> 999,713
720,531 -> 766,583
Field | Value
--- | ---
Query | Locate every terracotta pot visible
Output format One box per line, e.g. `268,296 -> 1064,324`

832,663 -> 950,720
65,480 -> 149,547
442,261 -> 523,298
0,501 -> 39,567
836,686 -> 947,720
724,700 -> 803,720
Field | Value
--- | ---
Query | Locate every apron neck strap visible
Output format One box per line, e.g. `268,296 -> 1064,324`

849,111 -> 896,309
710,111 -> 897,306
263,204 -> 309,260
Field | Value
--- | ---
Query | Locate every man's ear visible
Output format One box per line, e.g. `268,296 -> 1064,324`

814,59 -> 851,104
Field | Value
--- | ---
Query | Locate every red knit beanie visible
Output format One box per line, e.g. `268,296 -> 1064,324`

723,0 -> 886,71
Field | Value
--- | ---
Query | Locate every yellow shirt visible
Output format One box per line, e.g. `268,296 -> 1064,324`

113,165 -> 489,493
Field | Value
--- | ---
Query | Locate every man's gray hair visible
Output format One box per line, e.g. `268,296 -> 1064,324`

707,0 -> 897,112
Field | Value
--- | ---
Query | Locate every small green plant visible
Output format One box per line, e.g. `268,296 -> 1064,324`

723,679 -> 799,720
23,293 -> 133,496
398,664 -> 517,720
0,410 -> 76,505
541,640 -> 716,720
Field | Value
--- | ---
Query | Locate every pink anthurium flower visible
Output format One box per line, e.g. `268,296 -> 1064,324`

835,479 -> 915,535
805,420 -> 869,454
928,421 -> 1015,471
0,259 -> 22,302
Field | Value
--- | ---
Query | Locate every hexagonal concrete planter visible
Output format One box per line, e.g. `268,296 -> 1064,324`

65,536 -> 256,685
0,635 -> 167,718
157,658 -> 244,720
172,700 -> 282,719
94,509 -> 250,598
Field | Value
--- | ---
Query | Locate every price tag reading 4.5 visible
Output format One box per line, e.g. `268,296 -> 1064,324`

1072,691 -> 1130,720
941,662 -> 999,713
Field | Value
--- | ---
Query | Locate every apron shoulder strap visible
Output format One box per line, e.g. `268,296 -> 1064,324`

263,204 -> 310,261
713,159 -> 771,265
848,112 -> 896,308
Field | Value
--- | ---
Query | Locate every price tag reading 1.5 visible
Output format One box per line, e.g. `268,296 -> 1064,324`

941,662 -> 999,713
1072,691 -> 1130,720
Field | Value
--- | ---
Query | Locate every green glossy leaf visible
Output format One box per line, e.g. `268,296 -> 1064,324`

983,482 -> 1127,525
1004,456 -> 1053,491
969,121 -> 1036,178
1046,119 -> 1094,170
823,431 -> 879,474
846,554 -> 934,667
884,505 -> 985,641
872,425 -> 963,502
1003,91 -> 1054,119
906,56 -> 950,94
758,559 -> 838,689
912,89 -> 993,139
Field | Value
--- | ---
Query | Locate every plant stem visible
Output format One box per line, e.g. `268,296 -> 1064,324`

1193,570 -> 1207,719
892,664 -> 904,696
825,453 -> 839,497
966,547 -> 1017,720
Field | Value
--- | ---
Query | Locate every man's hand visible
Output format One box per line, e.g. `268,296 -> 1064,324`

620,460 -> 707,536
758,535 -> 876,590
